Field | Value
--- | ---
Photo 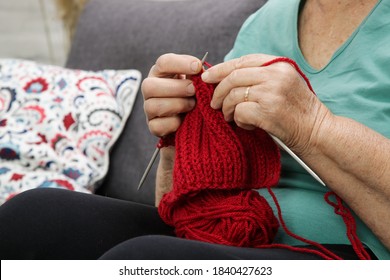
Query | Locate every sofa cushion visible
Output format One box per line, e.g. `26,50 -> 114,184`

0,59 -> 140,204
66,0 -> 267,205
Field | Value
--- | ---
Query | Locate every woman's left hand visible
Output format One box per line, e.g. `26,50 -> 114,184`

201,53 -> 331,156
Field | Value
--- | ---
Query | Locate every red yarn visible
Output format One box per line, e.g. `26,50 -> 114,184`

262,57 -> 315,93
324,192 -> 371,260
160,190 -> 279,247
158,73 -> 281,248
158,57 -> 371,260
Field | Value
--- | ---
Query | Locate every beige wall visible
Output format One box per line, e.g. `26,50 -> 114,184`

0,0 -> 190,66
0,0 -> 67,65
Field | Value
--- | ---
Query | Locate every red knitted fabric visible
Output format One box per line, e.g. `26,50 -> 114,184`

158,74 -> 281,247
157,57 -> 371,259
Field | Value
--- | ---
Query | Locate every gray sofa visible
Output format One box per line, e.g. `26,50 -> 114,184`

66,0 -> 267,205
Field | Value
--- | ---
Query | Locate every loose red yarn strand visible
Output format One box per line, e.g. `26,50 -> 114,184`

267,186 -> 342,260
324,192 -> 371,260
263,58 -> 371,260
262,57 -> 315,94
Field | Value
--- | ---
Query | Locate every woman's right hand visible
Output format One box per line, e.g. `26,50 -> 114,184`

141,53 -> 203,206
142,53 -> 203,138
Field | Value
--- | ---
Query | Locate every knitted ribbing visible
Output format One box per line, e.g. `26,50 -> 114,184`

158,74 -> 281,247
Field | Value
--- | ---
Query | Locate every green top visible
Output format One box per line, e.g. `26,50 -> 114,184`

225,0 -> 390,259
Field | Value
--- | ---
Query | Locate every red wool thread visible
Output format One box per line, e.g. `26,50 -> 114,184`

158,74 -> 281,248
157,57 -> 371,260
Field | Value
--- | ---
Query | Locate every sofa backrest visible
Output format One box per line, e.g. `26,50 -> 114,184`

66,0 -> 267,205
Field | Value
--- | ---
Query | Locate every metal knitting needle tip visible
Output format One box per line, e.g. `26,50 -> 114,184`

137,147 -> 160,191
137,52 -> 210,191
200,52 -> 208,65
269,134 -> 326,187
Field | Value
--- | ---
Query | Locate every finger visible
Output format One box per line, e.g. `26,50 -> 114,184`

201,53 -> 277,83
149,53 -> 203,78
211,67 -> 264,109
221,86 -> 251,122
148,115 -> 182,137
142,77 -> 195,100
233,102 -> 264,131
144,97 -> 196,120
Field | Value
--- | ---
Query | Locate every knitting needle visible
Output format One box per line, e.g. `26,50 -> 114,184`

137,52 -> 209,191
138,52 -> 325,190
269,134 -> 326,187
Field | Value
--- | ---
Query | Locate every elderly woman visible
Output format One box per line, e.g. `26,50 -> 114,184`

142,0 -> 390,259
0,0 -> 389,259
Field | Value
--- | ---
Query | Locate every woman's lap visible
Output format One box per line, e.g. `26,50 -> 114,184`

0,188 -> 173,259
99,235 -> 326,260
0,188 -> 370,260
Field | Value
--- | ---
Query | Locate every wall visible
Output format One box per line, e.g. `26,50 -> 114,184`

0,0 -> 67,65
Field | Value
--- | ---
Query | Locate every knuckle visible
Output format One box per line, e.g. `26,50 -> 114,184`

233,110 -> 245,126
144,99 -> 167,119
229,87 -> 241,102
144,98 -> 192,119
183,98 -> 196,112
175,98 -> 194,114
141,78 -> 156,99
213,65 -> 226,80
234,54 -> 262,69
149,117 -> 180,137
277,63 -> 296,77
227,70 -> 240,85
143,99 -> 156,117
233,103 -> 247,120
148,65 -> 157,77
155,53 -> 174,73
234,56 -> 247,69
148,119 -> 164,136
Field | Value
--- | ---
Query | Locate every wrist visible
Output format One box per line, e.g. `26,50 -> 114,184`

299,102 -> 335,158
155,146 -> 175,207
304,105 -> 339,156
159,146 -> 175,169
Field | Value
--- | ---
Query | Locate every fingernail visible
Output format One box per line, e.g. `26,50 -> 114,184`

191,61 -> 201,73
189,98 -> 196,109
186,83 -> 195,95
201,71 -> 209,82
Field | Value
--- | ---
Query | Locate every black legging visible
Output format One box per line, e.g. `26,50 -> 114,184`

0,188 -> 376,260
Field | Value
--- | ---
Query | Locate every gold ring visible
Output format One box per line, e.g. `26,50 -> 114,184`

244,86 -> 251,102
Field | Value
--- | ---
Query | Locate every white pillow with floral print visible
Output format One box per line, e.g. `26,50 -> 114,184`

0,59 -> 141,204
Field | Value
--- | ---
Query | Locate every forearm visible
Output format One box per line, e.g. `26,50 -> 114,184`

303,114 -> 390,248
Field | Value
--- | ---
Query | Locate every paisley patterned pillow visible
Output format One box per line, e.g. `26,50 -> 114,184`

0,59 -> 141,204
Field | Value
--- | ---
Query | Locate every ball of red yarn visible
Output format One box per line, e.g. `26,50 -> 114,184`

159,189 -> 279,247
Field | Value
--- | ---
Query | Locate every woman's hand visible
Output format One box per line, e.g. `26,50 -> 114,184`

201,53 -> 331,156
142,53 -> 203,206
142,53 -> 203,138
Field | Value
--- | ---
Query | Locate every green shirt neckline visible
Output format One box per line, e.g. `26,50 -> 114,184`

292,0 -> 383,74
